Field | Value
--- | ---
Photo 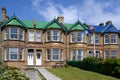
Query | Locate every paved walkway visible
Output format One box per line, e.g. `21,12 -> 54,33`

26,70 -> 41,80
38,68 -> 61,80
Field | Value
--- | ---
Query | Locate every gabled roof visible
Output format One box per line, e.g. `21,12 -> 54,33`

43,18 -> 67,31
101,24 -> 119,33
0,15 -> 28,29
68,20 -> 88,31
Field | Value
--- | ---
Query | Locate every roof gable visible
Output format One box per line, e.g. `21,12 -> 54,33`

43,19 -> 66,31
101,24 -> 119,33
68,20 -> 88,31
0,15 -> 28,29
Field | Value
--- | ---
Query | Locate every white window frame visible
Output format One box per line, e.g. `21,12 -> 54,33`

20,48 -> 24,60
4,48 -> 9,61
29,31 -> 34,41
52,48 -> 60,61
89,33 -> 94,44
46,49 -> 51,61
77,50 -> 83,60
71,50 -> 75,60
77,32 -> 84,42
71,32 -> 75,43
20,29 -> 24,40
104,34 -> 109,44
5,28 -> 9,40
9,48 -> 18,60
52,30 -> 59,41
36,31 -> 41,42
111,34 -> 117,44
10,28 -> 18,40
95,34 -> 100,44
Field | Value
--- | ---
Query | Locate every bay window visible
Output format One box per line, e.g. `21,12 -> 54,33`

4,48 -> 9,61
10,28 -> 18,40
52,30 -> 59,41
111,50 -> 117,58
36,31 -> 41,42
104,34 -> 109,44
71,50 -> 75,60
5,28 -> 9,40
77,50 -> 83,60
71,32 -> 75,42
20,29 -> 24,40
29,31 -> 34,41
20,48 -> 24,60
52,48 -> 60,61
77,32 -> 83,42
111,34 -> 117,44
46,49 -> 51,61
9,48 -> 18,60
104,51 -> 110,59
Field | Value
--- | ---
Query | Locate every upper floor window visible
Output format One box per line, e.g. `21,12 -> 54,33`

29,31 -> 34,41
104,34 -> 109,44
20,29 -> 24,40
89,33 -> 94,44
71,32 -> 75,42
36,31 -> 41,42
10,28 -> 18,40
77,32 -> 83,42
71,32 -> 84,43
111,34 -> 117,44
52,30 -> 59,41
5,28 -> 9,40
95,34 -> 100,44
46,30 -> 50,41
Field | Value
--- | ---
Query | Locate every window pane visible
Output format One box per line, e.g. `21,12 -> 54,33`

71,50 -> 75,60
4,48 -> 9,61
20,48 -> 24,60
111,50 -> 117,58
52,48 -> 59,60
52,30 -> 59,41
89,34 -> 93,44
47,30 -> 50,41
20,29 -> 24,40
111,34 -> 117,43
77,50 -> 83,60
104,34 -> 109,44
46,49 -> 50,60
10,28 -> 18,40
36,31 -> 41,42
77,32 -> 83,42
9,48 -> 18,60
105,51 -> 109,59
95,34 -> 99,44
29,31 -> 34,41
71,32 -> 75,42
5,28 -> 9,40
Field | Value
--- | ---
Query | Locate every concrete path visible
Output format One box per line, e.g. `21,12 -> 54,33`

38,68 -> 61,80
26,70 -> 41,80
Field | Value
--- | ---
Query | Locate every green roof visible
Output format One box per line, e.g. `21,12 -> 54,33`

7,19 -> 22,26
68,20 -> 88,31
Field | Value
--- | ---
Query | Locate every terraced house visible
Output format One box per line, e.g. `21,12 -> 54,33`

0,7 -> 120,68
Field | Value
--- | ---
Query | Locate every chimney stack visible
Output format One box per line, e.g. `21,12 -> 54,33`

1,7 -> 6,21
99,23 -> 104,26
105,21 -> 112,26
57,16 -> 64,24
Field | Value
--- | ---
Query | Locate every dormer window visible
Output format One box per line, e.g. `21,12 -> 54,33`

10,28 -> 18,40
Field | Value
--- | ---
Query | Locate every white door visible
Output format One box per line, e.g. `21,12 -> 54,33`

36,50 -> 42,65
28,52 -> 33,65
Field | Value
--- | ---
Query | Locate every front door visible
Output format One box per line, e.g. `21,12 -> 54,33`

36,50 -> 42,65
28,49 -> 34,65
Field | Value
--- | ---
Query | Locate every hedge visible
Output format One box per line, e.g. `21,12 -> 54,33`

66,57 -> 120,78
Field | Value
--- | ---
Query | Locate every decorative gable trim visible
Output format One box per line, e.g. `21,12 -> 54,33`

43,19 -> 67,31
0,15 -> 28,29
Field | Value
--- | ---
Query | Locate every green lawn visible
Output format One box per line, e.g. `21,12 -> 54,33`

47,67 -> 120,80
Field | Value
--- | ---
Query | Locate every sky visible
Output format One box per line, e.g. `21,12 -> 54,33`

0,0 -> 120,29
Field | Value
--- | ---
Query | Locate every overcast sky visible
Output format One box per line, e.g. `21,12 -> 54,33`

0,0 -> 120,29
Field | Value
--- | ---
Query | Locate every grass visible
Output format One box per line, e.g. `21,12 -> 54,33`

47,67 -> 120,80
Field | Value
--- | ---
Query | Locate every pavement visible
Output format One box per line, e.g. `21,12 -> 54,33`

26,70 -> 41,80
38,68 -> 62,80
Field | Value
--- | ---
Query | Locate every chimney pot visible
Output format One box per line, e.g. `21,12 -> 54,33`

57,16 -> 64,24
99,23 -> 104,26
105,21 -> 112,26
1,7 -> 6,21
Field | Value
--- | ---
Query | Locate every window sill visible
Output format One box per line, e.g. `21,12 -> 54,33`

45,41 -> 64,43
4,40 -> 25,42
